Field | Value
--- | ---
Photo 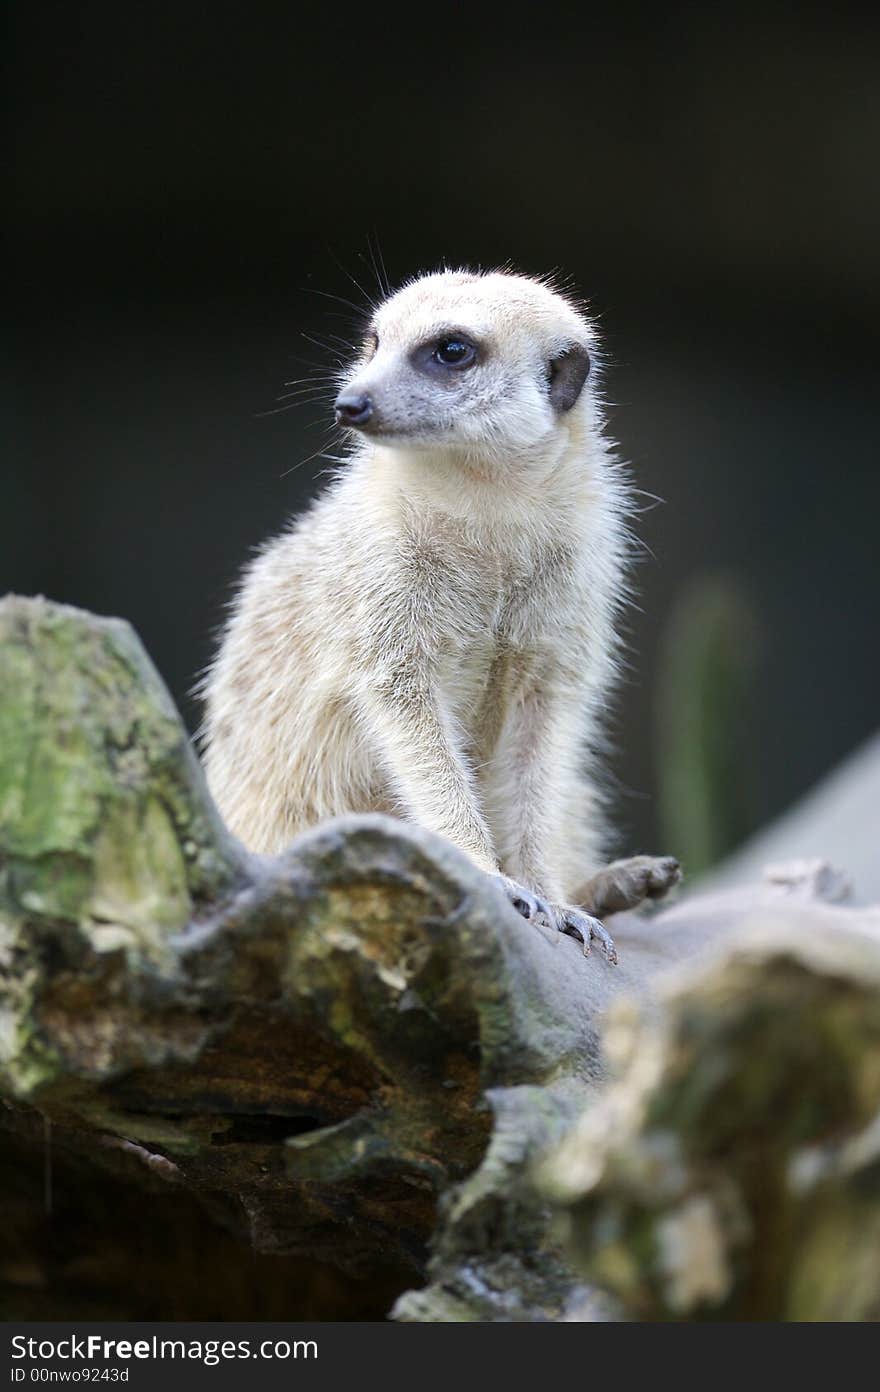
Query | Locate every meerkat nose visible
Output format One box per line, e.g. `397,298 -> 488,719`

334,391 -> 374,427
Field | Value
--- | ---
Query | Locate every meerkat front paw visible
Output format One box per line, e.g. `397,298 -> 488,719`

546,905 -> 618,964
492,874 -> 553,924
491,876 -> 614,962
579,855 -> 681,919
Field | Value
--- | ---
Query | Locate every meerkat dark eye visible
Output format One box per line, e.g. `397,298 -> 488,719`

433,337 -> 476,368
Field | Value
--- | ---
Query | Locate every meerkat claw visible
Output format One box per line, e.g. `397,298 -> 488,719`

558,907 -> 618,965
493,875 -> 552,924
493,879 -> 616,962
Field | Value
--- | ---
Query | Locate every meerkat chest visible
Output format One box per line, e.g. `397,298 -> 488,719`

435,542 -> 577,712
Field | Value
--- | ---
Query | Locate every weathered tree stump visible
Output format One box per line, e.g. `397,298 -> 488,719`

0,596 -> 639,1318
2,595 -> 878,1320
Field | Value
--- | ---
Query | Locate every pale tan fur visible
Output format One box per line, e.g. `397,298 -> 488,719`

199,270 -> 632,908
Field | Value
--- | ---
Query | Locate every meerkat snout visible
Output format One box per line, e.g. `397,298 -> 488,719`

334,390 -> 374,428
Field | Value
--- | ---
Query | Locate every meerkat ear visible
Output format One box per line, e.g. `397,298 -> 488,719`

547,345 -> 591,412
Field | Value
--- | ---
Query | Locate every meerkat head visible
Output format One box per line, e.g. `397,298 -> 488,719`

333,269 -> 598,466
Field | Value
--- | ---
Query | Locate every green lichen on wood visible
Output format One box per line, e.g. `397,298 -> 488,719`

0,597 -> 243,960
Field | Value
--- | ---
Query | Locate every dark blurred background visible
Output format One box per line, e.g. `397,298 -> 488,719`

7,1 -> 879,863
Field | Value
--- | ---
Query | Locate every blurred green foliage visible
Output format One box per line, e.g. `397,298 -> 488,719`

655,575 -> 760,875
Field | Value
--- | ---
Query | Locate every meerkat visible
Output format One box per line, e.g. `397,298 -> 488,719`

200,268 -> 680,962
